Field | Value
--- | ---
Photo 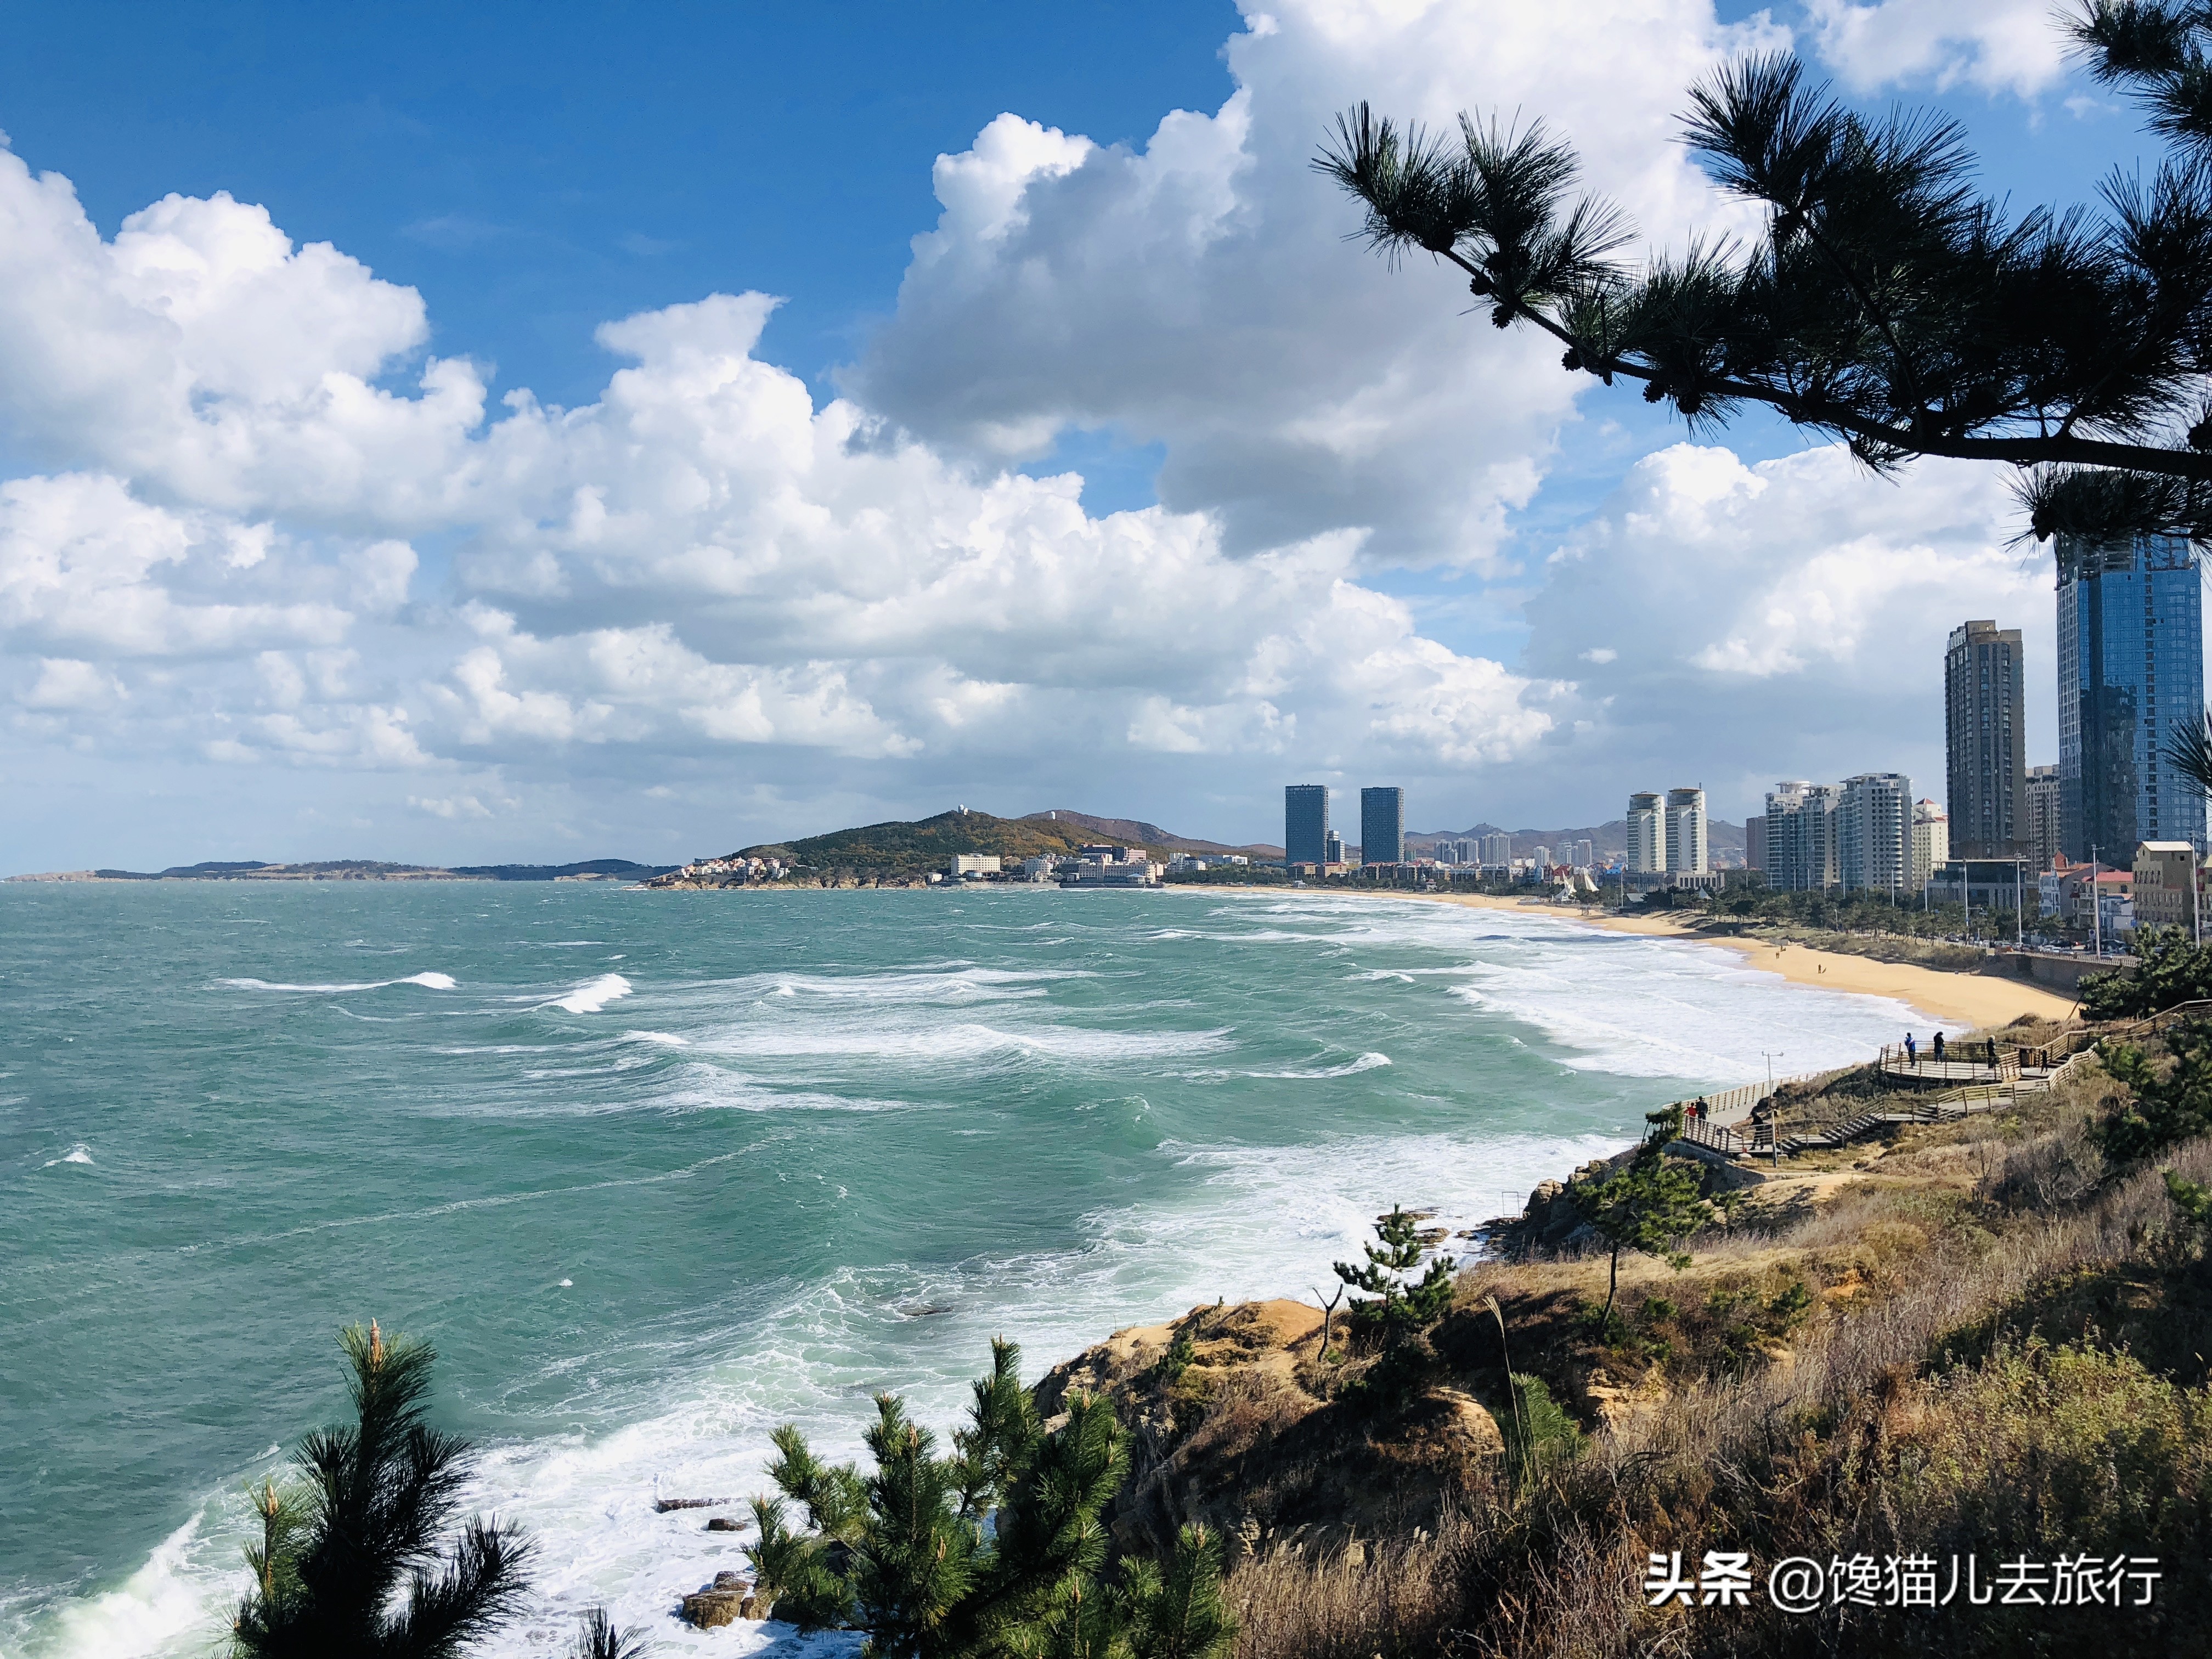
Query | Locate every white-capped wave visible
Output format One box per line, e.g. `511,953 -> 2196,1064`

1237,1051 -> 1392,1080
689,1020 -> 1232,1065
43,1142 -> 94,1167
219,972 -> 456,993
620,1030 -> 686,1047
552,974 -> 633,1014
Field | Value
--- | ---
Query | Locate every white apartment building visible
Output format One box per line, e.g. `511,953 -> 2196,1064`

1627,793 -> 1663,873
1664,787 -> 1708,875
1910,799 -> 1949,888
1480,831 -> 1512,866
1765,780 -> 1841,890
1838,773 -> 1913,892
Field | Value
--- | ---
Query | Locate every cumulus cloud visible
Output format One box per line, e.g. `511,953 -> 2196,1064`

0,35 -> 1586,856
848,0 -> 1783,569
1803,0 -> 2071,98
0,0 -> 2078,867
1519,443 -> 2049,810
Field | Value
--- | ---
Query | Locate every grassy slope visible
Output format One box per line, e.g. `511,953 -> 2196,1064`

1046,1040 -> 2212,1658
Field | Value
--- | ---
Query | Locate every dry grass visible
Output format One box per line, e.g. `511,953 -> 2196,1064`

1202,1059 -> 2212,1658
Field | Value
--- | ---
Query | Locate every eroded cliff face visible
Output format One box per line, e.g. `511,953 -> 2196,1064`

1033,1297 -> 1505,1560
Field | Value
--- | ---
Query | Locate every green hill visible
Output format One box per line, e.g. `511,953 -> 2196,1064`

736,809 -> 1161,878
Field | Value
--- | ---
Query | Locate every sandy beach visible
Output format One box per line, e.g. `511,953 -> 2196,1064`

1407,890 -> 2079,1028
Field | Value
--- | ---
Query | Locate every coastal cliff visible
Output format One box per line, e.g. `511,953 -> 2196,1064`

1018,1034 -> 2212,1657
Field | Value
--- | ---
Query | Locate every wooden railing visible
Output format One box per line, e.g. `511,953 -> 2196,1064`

1658,998 -> 2212,1167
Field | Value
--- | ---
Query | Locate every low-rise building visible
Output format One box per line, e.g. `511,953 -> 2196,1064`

2132,842 -> 2203,932
949,854 -> 1002,878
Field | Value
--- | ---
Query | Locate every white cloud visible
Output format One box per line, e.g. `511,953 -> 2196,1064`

20,657 -> 124,710
0,0 -> 2074,866
847,0 -> 1784,569
1804,0 -> 2071,98
409,793 -> 494,820
1519,443 -> 2047,809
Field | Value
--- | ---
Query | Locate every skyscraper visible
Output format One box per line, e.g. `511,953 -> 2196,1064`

1945,619 -> 2028,857
1626,793 -> 1662,873
1360,787 -> 1405,866
1765,781 -> 1840,890
1839,773 -> 1913,891
1745,816 -> 1768,872
2026,764 -> 2062,871
2058,534 -> 2207,860
1480,831 -> 1511,867
1573,838 -> 1594,869
1284,784 -> 1329,866
1664,787 -> 1708,874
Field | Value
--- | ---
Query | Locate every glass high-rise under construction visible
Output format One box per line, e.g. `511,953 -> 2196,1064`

2057,534 -> 2205,861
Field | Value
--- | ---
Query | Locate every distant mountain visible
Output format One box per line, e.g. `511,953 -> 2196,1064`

61,857 -> 677,883
1021,809 -> 1282,859
734,809 -> 1133,878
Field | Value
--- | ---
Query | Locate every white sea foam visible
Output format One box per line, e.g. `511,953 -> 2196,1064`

43,1142 -> 94,1167
1234,1051 -> 1392,1080
552,974 -> 633,1014
219,972 -> 456,993
621,1030 -> 687,1047
688,1021 -> 1232,1065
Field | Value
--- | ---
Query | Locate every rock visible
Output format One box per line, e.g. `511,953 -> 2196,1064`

654,1496 -> 728,1513
706,1516 -> 745,1532
680,1588 -> 746,1629
1425,1388 -> 1506,1457
740,1595 -> 763,1620
680,1573 -> 755,1628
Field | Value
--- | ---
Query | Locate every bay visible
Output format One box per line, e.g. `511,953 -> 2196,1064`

0,882 -> 1922,1656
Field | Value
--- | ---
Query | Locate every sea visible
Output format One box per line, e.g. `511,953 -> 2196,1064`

0,882 -> 1930,1657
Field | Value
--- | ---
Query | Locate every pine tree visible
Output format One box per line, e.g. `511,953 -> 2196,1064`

230,1322 -> 533,1659
1318,5 -> 2212,549
566,1607 -> 648,1659
746,1342 -> 1233,1659
1331,1205 -> 1454,1338
2096,1018 -> 2212,1161
1570,1114 -> 1714,1330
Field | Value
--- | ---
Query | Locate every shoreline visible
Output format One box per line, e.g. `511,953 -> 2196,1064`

1186,881 -> 2081,1030
1407,890 -> 2080,1028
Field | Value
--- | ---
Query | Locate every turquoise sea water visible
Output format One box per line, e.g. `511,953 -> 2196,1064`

0,883 -> 1928,1657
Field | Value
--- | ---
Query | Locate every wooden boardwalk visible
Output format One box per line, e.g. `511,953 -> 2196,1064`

1664,999 -> 2212,1165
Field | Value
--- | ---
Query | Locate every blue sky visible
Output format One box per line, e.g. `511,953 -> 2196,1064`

0,0 -> 2186,866
0,4 -> 1234,479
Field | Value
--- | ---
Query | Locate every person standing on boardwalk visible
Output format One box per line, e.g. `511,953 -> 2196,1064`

1933,1031 -> 1946,1063
1905,1032 -> 1917,1065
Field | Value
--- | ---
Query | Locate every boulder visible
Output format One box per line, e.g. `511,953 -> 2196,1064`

706,1516 -> 745,1532
680,1572 -> 753,1628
